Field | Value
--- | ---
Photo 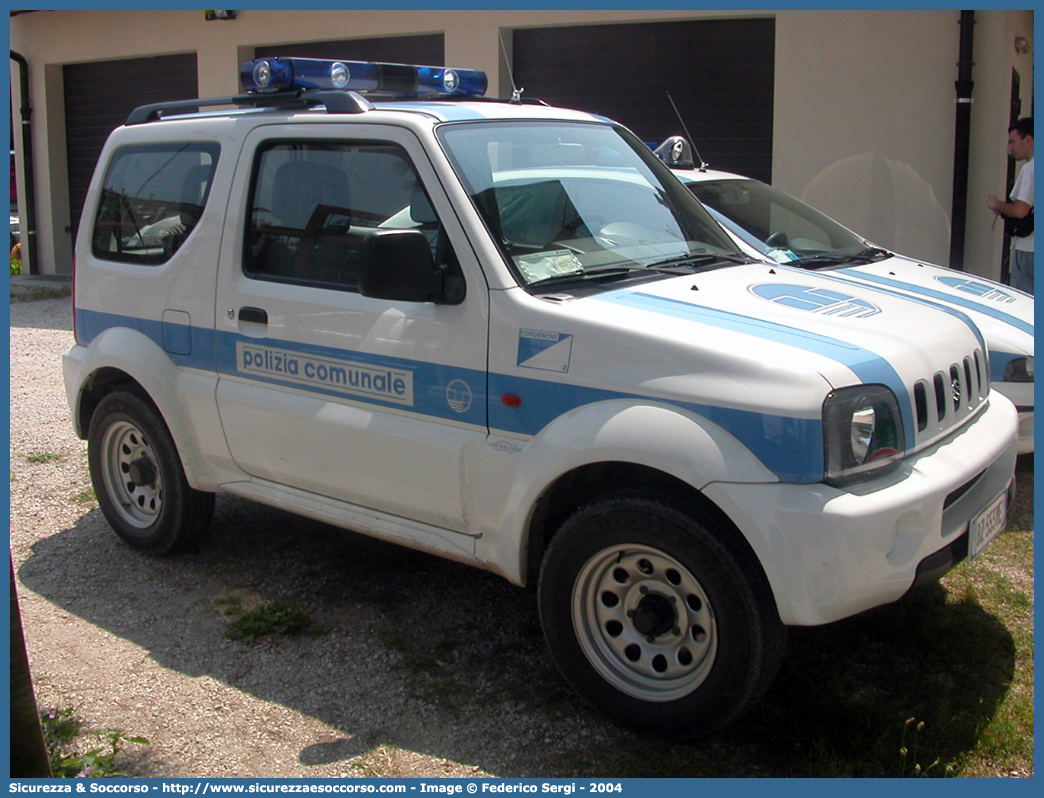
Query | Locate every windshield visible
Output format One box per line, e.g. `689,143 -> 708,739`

686,178 -> 888,267
438,122 -> 745,289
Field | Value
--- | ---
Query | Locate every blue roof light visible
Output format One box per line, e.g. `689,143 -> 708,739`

241,57 -> 488,98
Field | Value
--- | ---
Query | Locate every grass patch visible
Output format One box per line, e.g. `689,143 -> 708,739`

40,707 -> 149,778
214,588 -> 255,617
74,488 -> 97,504
27,452 -> 61,464
347,744 -> 409,778
224,601 -> 315,644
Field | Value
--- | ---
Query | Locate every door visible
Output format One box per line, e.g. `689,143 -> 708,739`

64,53 -> 198,242
512,18 -> 776,183
255,33 -> 444,66
214,123 -> 488,534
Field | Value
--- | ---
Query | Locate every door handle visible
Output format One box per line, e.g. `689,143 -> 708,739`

238,306 -> 268,325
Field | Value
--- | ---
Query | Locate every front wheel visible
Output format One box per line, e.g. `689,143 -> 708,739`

87,390 -> 214,554
538,492 -> 786,738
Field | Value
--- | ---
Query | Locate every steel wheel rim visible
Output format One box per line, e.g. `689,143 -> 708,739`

572,543 -> 718,702
100,419 -> 162,529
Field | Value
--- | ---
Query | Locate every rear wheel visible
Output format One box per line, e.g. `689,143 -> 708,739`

88,390 -> 214,554
538,492 -> 786,738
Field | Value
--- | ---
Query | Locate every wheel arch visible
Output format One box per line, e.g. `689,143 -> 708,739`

67,327 -> 230,490
476,399 -> 779,592
523,461 -> 776,614
75,366 -> 148,439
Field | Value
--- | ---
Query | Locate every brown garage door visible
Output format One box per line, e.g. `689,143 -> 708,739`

64,53 -> 198,238
256,34 -> 443,66
513,19 -> 775,183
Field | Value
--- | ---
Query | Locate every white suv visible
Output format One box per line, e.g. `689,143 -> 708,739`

64,58 -> 1018,738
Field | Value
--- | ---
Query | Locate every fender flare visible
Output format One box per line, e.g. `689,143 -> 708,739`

69,327 -> 231,489
473,399 -> 780,583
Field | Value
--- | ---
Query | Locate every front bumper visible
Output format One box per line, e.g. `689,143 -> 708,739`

902,470 -> 1016,594
704,392 -> 1019,626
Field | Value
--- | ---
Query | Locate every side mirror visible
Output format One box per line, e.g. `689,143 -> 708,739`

652,136 -> 694,169
359,229 -> 464,304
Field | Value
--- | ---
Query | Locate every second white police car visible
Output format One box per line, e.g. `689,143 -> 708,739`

64,58 -> 1018,738
654,135 -> 1035,455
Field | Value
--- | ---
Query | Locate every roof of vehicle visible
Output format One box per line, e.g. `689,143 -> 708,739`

672,167 -> 755,184
368,99 -> 613,125
127,91 -> 618,127
649,135 -> 756,184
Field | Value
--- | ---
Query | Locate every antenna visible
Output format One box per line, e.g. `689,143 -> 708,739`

667,92 -> 708,171
494,11 -> 523,103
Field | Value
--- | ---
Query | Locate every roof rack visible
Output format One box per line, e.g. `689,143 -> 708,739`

125,57 -> 508,125
125,89 -> 374,126
125,87 -> 554,126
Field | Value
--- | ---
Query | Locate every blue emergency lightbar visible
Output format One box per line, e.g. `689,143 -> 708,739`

241,57 -> 488,98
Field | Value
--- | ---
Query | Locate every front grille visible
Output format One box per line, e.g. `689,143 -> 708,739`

913,348 -> 988,436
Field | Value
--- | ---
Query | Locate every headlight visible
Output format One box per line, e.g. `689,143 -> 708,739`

823,385 -> 905,485
1003,356 -> 1034,383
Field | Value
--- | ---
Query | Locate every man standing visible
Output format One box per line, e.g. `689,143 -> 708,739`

987,117 -> 1034,294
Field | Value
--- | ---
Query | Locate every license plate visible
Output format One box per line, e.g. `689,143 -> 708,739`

969,491 -> 1008,559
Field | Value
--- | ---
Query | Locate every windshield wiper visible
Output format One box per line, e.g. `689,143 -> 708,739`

793,247 -> 893,268
525,253 -> 754,290
526,265 -> 645,289
645,252 -> 754,271
790,254 -> 849,268
852,246 -> 893,261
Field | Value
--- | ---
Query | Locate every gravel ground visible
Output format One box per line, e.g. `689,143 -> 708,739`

9,295 -> 620,779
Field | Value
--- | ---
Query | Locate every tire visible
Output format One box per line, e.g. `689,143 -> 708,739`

87,390 -> 214,555
537,491 -> 786,738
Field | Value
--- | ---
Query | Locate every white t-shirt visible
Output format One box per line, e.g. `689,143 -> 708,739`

1010,157 -> 1033,253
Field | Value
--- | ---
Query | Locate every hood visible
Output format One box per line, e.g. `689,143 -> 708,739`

833,255 -> 1033,360
595,262 -> 986,382
667,164 -> 1032,367
580,263 -> 989,454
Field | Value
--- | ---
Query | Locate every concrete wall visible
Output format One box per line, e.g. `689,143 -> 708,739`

773,9 -> 1034,278
9,9 -> 1034,278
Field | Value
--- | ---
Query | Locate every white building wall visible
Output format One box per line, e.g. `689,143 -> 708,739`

773,9 -> 1033,279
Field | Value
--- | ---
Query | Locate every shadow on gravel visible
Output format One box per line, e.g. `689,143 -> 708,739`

19,475 -> 1021,777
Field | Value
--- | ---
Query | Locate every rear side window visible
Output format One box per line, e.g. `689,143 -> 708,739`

91,142 -> 219,265
244,140 -> 452,291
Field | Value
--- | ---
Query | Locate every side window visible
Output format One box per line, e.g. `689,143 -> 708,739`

91,142 -> 219,265
244,140 -> 455,290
